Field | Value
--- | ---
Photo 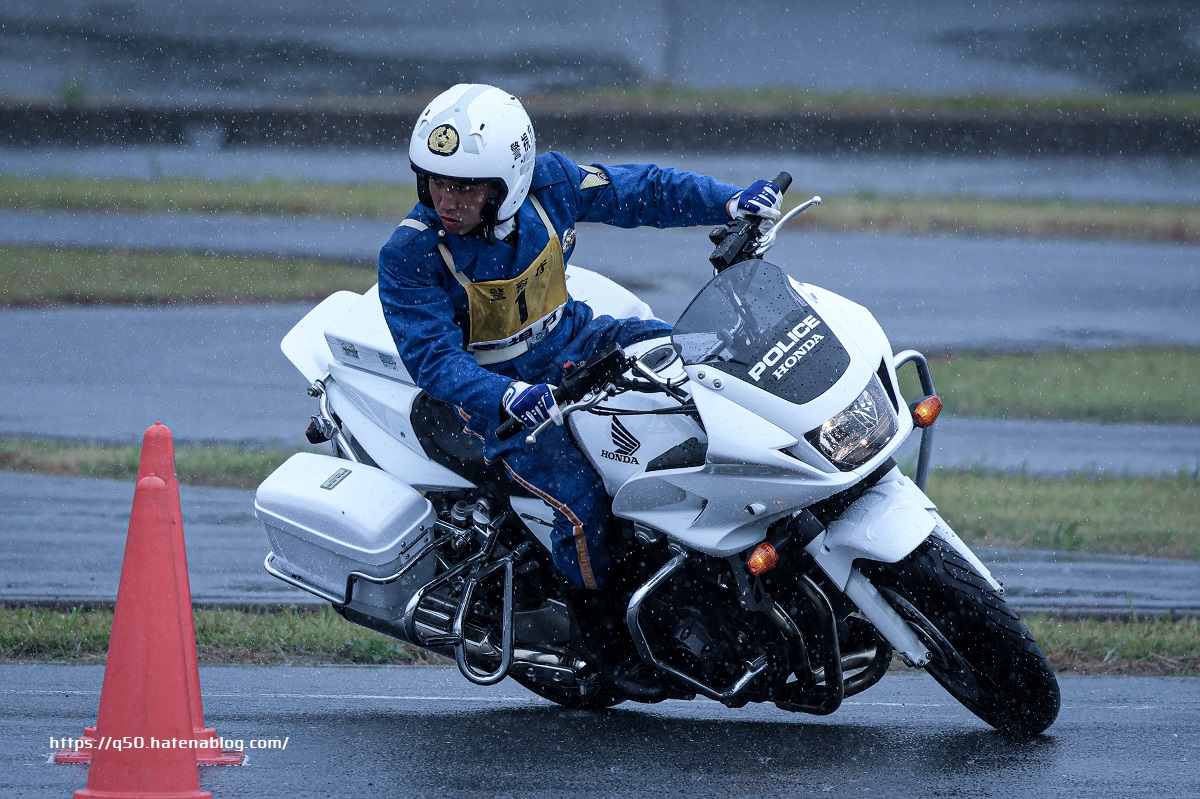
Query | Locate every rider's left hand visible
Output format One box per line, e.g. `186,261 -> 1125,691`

729,180 -> 783,221
502,381 -> 564,429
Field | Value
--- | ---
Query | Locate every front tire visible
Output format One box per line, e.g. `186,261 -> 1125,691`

861,538 -> 1060,736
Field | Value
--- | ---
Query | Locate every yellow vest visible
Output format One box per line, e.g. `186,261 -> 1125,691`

400,197 -> 569,365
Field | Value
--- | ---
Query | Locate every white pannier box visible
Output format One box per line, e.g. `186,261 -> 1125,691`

255,453 -> 437,614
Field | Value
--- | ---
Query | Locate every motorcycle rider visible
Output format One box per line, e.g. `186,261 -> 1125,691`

377,83 -> 782,680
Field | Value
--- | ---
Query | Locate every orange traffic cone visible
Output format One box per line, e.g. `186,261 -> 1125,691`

135,422 -> 242,765
56,422 -> 242,768
71,475 -> 210,799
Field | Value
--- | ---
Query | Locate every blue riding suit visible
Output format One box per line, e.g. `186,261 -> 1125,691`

378,151 -> 738,589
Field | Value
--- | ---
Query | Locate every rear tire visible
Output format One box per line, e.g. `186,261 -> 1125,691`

861,538 -> 1060,736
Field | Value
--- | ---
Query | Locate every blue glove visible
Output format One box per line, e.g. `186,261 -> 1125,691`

730,180 -> 782,221
502,381 -> 563,428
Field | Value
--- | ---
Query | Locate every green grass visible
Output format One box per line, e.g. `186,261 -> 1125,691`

4,174 -> 1200,243
1,605 -> 1195,675
0,246 -> 377,305
797,194 -> 1200,244
0,174 -> 417,219
927,470 -> 1200,560
898,347 -> 1200,425
0,605 -> 437,666
0,438 -> 305,490
1024,615 -> 1200,676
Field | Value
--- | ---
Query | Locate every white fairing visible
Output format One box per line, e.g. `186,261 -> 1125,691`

278,262 -> 954,577
509,496 -> 557,554
569,372 -> 704,496
601,278 -> 917,557
566,265 -> 660,322
609,376 -> 813,555
323,368 -> 473,491
280,290 -> 360,384
804,469 -> 936,589
793,279 -> 891,363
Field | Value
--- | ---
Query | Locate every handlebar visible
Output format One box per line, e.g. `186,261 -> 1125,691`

495,344 -> 634,442
494,413 -> 525,442
709,171 -> 792,273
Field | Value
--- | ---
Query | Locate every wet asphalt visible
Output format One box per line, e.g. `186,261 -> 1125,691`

5,0 -> 1199,101
7,663 -> 1200,799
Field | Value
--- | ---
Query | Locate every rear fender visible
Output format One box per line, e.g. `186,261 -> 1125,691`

281,291 -> 361,383
325,376 -> 474,491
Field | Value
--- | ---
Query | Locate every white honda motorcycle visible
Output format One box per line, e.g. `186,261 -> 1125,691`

256,173 -> 1060,736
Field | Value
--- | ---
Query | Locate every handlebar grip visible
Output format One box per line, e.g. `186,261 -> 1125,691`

772,171 -> 792,193
495,416 -> 524,441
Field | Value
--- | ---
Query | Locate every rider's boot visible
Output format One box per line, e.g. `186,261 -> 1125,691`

566,586 -> 666,702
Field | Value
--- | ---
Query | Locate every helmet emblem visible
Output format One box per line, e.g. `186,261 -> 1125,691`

427,124 -> 460,156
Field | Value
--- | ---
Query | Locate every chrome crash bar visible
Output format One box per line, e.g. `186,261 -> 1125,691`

401,530 -> 530,687
625,549 -> 769,703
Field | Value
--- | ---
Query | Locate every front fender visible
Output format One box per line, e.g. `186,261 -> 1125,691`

805,469 -> 934,589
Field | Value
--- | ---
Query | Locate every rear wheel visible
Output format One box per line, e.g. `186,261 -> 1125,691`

861,538 -> 1060,736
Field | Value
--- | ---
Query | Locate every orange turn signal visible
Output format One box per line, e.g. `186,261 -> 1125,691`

911,395 -> 943,429
747,542 -> 779,575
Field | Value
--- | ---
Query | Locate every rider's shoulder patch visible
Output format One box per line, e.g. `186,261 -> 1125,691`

579,164 -> 610,191
385,213 -> 442,255
395,215 -> 434,241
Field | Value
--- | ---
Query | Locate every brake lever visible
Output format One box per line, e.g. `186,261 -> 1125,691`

754,195 -> 822,257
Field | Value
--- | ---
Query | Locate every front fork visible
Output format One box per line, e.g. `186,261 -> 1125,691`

840,570 -> 931,667
803,468 -> 1004,666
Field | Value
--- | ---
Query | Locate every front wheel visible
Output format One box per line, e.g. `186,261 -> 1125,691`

860,538 -> 1060,736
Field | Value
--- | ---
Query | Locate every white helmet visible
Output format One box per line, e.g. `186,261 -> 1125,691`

409,83 -> 536,224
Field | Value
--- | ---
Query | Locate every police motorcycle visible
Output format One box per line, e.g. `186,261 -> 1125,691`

256,172 -> 1060,736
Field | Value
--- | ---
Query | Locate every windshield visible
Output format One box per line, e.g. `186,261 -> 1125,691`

672,260 -> 851,405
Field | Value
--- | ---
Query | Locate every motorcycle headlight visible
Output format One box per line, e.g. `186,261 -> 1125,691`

805,375 -> 898,471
